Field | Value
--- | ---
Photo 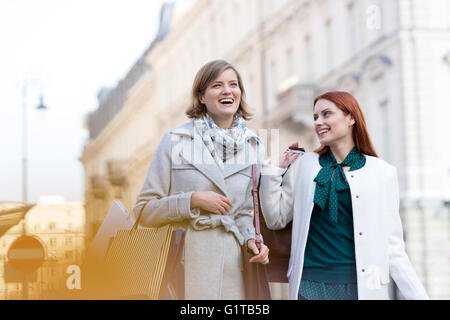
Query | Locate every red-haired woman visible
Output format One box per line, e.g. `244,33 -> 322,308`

260,91 -> 429,300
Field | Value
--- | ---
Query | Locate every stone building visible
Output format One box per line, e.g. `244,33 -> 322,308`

0,196 -> 85,299
81,0 -> 450,299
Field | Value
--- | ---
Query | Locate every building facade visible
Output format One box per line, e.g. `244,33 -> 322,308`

0,196 -> 85,299
81,0 -> 450,299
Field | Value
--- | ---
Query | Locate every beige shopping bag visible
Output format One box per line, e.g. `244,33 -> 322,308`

104,223 -> 173,299
84,200 -> 135,266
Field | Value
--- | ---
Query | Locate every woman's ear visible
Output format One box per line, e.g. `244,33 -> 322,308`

199,94 -> 205,104
347,114 -> 356,127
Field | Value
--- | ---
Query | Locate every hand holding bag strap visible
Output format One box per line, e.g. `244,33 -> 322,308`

251,164 -> 262,247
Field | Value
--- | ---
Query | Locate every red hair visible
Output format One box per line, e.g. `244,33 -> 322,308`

313,91 -> 378,157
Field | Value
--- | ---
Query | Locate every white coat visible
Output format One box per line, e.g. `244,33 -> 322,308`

260,152 -> 429,300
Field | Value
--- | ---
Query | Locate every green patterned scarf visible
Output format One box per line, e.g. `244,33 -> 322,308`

313,147 -> 366,223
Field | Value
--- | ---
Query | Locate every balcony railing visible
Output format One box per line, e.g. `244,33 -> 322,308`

89,175 -> 108,199
106,159 -> 127,186
273,81 -> 317,127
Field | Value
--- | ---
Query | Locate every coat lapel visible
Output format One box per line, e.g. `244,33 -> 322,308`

223,137 -> 260,178
172,122 -> 229,197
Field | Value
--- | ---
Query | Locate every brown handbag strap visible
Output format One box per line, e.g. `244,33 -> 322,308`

251,164 -> 262,245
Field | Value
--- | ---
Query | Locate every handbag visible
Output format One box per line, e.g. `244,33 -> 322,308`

259,217 -> 291,283
102,204 -> 184,299
241,164 -> 272,300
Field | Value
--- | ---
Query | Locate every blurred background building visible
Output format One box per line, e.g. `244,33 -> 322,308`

80,0 -> 450,299
0,196 -> 85,299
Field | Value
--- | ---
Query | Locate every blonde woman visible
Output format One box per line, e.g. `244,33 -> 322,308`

133,60 -> 269,300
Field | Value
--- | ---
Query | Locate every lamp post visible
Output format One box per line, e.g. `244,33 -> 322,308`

21,80 -> 47,300
22,81 -> 47,205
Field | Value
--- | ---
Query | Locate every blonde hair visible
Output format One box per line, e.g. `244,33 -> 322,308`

186,60 -> 252,120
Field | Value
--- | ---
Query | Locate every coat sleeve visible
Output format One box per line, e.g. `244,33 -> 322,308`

132,132 -> 200,227
387,167 -> 429,299
233,193 -> 256,246
259,158 -> 299,230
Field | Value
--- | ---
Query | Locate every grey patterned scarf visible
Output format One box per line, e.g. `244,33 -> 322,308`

194,113 -> 254,169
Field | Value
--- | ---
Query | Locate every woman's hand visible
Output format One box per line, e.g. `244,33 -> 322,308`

190,191 -> 233,215
279,142 -> 301,169
247,239 -> 269,264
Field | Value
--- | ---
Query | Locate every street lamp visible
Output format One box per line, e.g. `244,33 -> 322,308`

36,94 -> 47,111
22,81 -> 47,205
20,81 -> 47,300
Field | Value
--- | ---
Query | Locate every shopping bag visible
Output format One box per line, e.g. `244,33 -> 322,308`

104,223 -> 174,299
83,200 -> 135,266
81,200 -> 184,299
100,199 -> 177,299
81,200 -> 136,297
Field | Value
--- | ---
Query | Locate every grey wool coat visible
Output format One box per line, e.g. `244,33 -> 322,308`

132,120 -> 264,299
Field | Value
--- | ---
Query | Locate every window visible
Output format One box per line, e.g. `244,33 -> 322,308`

378,99 -> 391,161
221,15 -> 228,52
49,238 -> 56,247
304,35 -> 314,82
286,48 -> 294,78
347,2 -> 357,56
233,1 -> 240,38
209,13 -> 217,56
48,222 -> 56,231
324,19 -> 333,70
65,250 -> 73,259
268,60 -> 278,110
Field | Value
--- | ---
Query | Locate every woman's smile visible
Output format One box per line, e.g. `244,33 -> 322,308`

313,99 -> 354,147
316,127 -> 330,138
218,98 -> 234,105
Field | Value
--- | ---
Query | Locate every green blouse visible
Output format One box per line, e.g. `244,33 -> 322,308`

302,148 -> 366,284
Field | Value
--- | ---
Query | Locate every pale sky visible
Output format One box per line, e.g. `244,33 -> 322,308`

0,0 -> 165,203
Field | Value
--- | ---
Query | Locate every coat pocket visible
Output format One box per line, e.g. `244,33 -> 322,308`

236,166 -> 252,178
364,265 -> 389,289
380,272 -> 390,285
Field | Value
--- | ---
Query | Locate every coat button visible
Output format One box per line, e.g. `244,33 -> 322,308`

359,232 -> 363,236
362,269 -> 365,273
356,195 -> 359,199
351,175 -> 354,178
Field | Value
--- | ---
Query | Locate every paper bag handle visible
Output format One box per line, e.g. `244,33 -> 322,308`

132,203 -> 147,231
